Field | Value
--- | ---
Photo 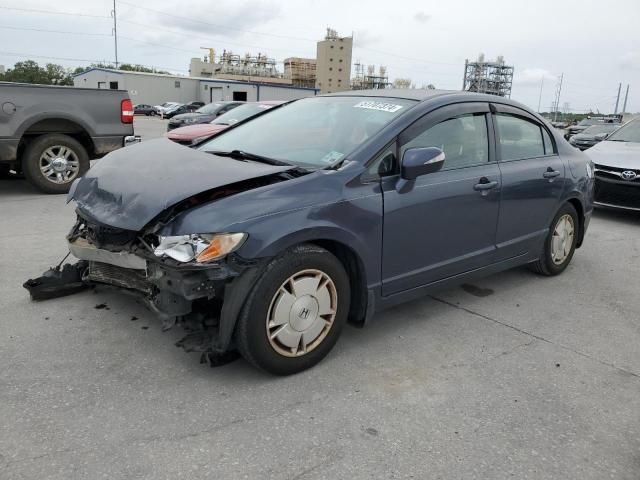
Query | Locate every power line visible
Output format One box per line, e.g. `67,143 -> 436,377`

117,0 -> 316,43
118,19 -> 307,57
0,25 -> 111,37
0,5 -> 110,18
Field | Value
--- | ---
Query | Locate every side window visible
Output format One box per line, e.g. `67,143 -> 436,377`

496,114 -> 545,160
400,113 -> 489,170
542,128 -> 555,155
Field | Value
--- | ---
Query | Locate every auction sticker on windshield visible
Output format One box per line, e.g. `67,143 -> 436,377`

353,101 -> 404,113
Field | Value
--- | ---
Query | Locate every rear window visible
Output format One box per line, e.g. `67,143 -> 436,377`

496,114 -> 545,160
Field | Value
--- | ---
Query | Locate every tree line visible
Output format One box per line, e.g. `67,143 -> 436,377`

0,60 -> 171,85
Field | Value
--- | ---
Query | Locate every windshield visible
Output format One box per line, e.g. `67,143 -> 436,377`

196,103 -> 224,114
607,119 -> 640,143
583,124 -> 619,135
198,96 -> 417,168
212,103 -> 276,125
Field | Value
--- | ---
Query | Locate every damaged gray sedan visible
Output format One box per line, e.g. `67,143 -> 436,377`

27,90 -> 593,375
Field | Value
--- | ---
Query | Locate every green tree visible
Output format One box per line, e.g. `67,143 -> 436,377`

0,60 -> 73,85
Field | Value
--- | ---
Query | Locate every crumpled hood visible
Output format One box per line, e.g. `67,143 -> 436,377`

585,140 -> 640,169
69,138 -> 292,231
166,123 -> 228,141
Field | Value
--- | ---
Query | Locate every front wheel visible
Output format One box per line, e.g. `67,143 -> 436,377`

235,244 -> 350,375
529,203 -> 579,276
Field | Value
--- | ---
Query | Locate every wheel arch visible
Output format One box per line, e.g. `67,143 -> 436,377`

18,115 -> 95,160
240,225 -> 374,325
565,195 -> 586,248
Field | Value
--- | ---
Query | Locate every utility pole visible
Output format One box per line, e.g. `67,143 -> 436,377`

614,82 -> 621,114
537,77 -> 544,113
112,0 -> 119,69
622,84 -> 630,115
553,73 -> 563,122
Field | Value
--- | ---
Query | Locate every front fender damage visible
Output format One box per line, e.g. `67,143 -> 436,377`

23,249 -> 269,365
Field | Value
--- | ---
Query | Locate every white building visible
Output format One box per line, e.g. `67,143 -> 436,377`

73,68 -> 319,105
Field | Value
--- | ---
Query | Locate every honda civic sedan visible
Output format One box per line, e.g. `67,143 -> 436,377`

57,89 -> 593,375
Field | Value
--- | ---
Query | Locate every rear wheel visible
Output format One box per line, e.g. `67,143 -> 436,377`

23,134 -> 89,194
235,244 -> 350,375
529,203 -> 578,276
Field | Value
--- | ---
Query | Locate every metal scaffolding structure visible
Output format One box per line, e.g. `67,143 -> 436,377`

351,62 -> 390,90
462,54 -> 514,97
284,57 -> 317,88
216,50 -> 281,78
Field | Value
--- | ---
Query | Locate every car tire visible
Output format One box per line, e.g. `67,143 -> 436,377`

235,244 -> 351,375
23,134 -> 89,194
529,203 -> 579,276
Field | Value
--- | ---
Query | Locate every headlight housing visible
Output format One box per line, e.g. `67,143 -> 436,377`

153,233 -> 246,263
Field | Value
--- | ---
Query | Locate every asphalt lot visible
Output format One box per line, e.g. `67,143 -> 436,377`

1,117 -> 640,479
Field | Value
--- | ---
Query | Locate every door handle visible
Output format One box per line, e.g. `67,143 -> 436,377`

543,169 -> 561,179
473,179 -> 499,191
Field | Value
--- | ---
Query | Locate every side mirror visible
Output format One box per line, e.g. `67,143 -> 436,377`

401,147 -> 445,180
595,133 -> 608,140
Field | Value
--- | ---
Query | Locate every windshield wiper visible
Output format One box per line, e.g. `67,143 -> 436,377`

608,139 -> 628,142
207,150 -> 292,167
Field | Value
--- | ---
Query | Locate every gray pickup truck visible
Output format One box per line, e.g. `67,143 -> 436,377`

0,82 -> 136,193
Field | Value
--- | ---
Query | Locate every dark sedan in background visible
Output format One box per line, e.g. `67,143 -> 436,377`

51,90 -> 593,375
565,116 -> 621,140
167,101 -> 244,131
162,103 -> 200,119
569,123 -> 619,150
134,104 -> 156,116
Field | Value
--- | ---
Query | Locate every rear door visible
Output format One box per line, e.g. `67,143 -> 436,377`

492,104 -> 565,260
381,102 -> 501,296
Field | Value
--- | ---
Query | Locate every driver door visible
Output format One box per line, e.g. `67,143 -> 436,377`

380,102 -> 501,296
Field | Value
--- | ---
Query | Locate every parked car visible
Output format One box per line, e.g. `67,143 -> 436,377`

586,118 -> 640,210
167,101 -> 285,146
47,90 -> 593,375
188,101 -> 205,108
154,102 -> 181,115
167,101 -> 244,131
565,116 -> 621,140
134,104 -> 156,116
569,123 -> 619,150
0,82 -> 136,193
162,103 -> 199,119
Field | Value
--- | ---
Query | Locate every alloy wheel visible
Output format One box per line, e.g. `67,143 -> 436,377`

39,145 -> 80,184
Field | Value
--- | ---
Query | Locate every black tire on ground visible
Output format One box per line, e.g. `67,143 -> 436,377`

529,202 -> 579,276
234,244 -> 351,375
22,134 -> 89,194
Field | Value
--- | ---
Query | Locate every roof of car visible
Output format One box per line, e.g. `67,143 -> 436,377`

323,88 -> 455,101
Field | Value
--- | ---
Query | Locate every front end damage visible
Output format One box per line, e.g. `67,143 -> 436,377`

74,212 -> 267,356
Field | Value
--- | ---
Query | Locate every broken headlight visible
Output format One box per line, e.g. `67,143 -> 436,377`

153,233 -> 247,263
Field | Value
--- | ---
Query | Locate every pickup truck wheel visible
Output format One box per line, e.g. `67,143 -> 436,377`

235,244 -> 350,375
23,134 -> 89,194
529,203 -> 578,276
